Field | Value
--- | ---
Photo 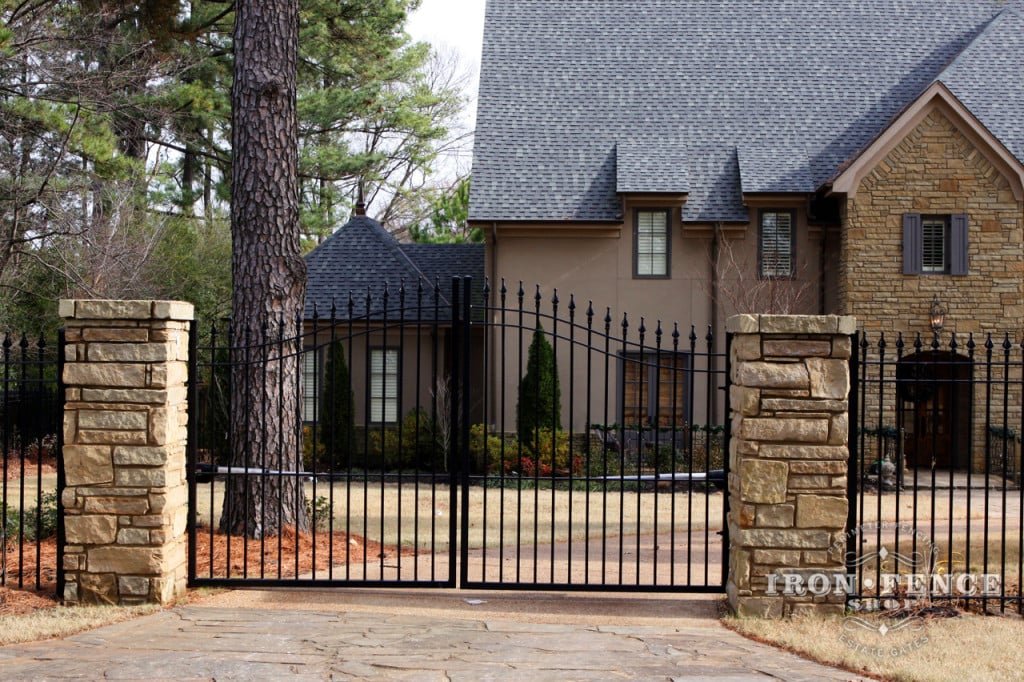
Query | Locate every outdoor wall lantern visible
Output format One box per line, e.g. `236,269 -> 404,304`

929,295 -> 946,332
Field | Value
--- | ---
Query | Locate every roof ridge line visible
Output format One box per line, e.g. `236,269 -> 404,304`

396,240 -> 452,304
932,7 -> 1009,86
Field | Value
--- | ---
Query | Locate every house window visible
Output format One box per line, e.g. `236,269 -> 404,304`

302,348 -> 318,423
634,209 -> 670,278
921,217 -> 947,272
621,352 -> 689,427
370,348 -> 399,424
759,209 -> 795,278
903,213 -> 968,275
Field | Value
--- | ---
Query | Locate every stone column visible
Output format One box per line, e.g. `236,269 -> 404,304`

727,314 -> 856,618
60,300 -> 193,605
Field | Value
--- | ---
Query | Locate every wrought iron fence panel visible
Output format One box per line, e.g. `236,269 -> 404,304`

1,330 -> 64,594
849,330 -> 1023,614
188,280 -> 457,587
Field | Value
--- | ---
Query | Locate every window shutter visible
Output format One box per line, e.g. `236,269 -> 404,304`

369,349 -> 399,423
903,213 -> 922,275
302,350 -> 317,422
950,214 -> 969,275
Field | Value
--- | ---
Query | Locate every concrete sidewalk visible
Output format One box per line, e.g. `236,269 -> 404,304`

0,590 -> 868,680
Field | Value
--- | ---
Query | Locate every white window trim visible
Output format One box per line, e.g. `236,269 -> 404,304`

634,209 -> 671,278
370,347 -> 399,424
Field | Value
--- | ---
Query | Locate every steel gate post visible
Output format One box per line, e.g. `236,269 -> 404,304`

722,332 -> 732,590
56,328 -> 66,601
449,277 -> 464,586
453,276 -> 473,588
186,319 -> 199,585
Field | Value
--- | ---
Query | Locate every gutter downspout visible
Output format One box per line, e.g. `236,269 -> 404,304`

711,221 -> 721,426
489,222 -> 498,427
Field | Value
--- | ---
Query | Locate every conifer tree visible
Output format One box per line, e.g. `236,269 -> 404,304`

320,341 -> 355,470
516,324 -> 562,449
220,0 -> 308,537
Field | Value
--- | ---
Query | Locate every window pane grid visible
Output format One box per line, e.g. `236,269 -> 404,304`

760,211 -> 793,278
636,210 -> 669,276
370,348 -> 399,424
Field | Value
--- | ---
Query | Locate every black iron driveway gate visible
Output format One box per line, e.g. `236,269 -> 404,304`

188,278 -> 729,592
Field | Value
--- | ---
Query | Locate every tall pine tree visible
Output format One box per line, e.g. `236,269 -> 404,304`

219,0 -> 308,537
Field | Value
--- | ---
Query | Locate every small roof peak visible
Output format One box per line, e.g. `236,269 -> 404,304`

354,183 -> 366,216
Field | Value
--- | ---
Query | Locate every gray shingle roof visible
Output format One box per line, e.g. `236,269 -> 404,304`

933,8 -> 1024,164
304,215 -> 485,320
617,138 -> 688,194
470,0 -> 1024,224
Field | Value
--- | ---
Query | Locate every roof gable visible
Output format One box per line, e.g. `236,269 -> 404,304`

831,82 -> 1024,201
933,7 -> 1024,166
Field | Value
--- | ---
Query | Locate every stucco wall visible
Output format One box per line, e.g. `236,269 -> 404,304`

485,203 -> 824,431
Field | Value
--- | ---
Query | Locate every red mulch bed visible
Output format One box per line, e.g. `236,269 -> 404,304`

3,453 -> 57,481
1,537 -> 59,615
191,525 -> 416,579
1,526 -> 408,615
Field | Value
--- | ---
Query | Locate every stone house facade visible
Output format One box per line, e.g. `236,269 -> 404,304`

463,0 -> 1024,469
834,83 -> 1024,471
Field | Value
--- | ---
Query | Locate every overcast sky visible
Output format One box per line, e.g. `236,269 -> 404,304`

406,0 -> 486,111
406,0 -> 486,179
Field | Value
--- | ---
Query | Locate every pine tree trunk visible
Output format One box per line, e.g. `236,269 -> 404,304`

219,0 -> 309,538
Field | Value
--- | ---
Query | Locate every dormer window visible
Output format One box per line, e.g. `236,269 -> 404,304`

634,209 -> 670,278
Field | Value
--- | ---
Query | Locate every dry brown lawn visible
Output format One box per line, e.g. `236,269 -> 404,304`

725,608 -> 1024,682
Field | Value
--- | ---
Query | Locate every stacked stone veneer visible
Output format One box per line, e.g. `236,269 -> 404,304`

837,108 -> 1024,472
60,300 -> 193,605
727,314 -> 856,618
839,109 -> 1024,337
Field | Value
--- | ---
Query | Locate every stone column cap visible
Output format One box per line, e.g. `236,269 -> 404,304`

726,314 -> 857,335
60,300 -> 195,322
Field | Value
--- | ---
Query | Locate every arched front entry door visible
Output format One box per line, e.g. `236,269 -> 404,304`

897,350 -> 972,469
